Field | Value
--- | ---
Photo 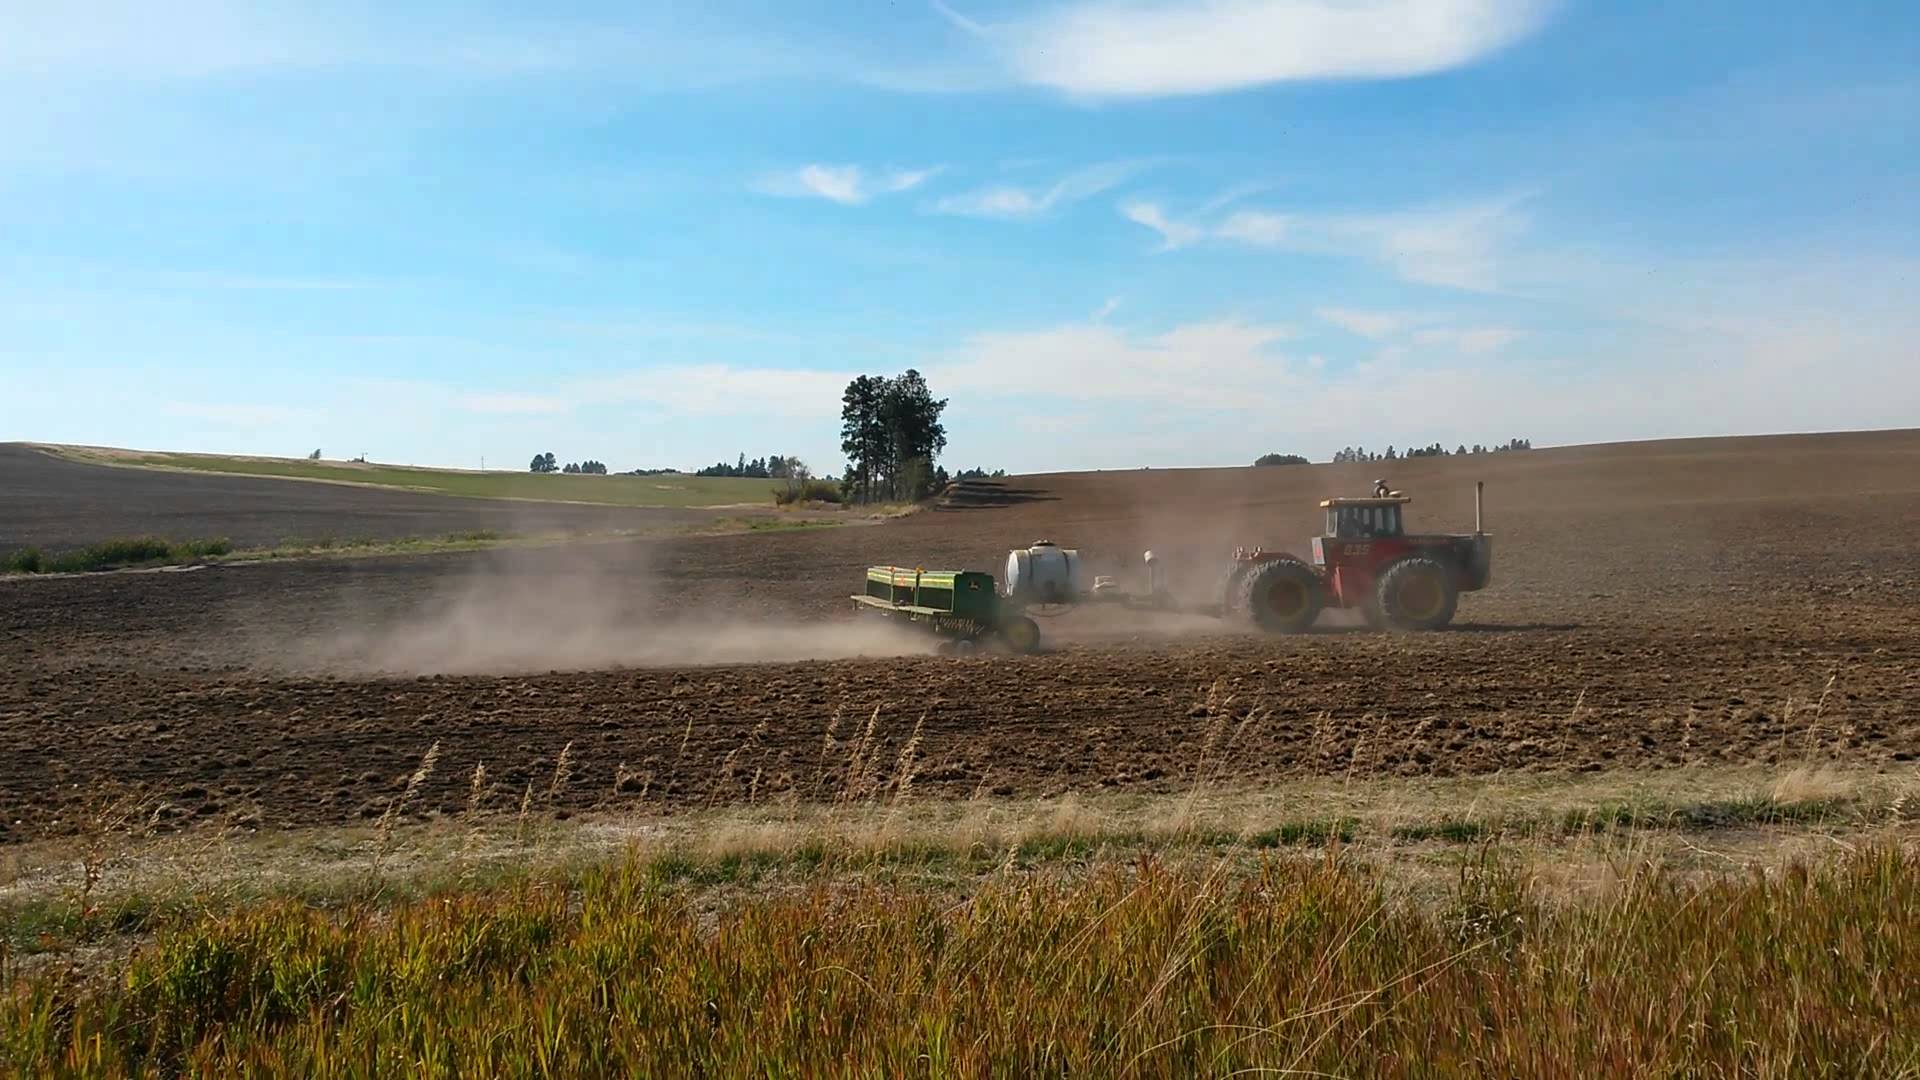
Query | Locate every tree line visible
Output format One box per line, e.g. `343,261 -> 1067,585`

1331,438 -> 1533,464
527,453 -> 607,474
694,454 -> 808,479
839,370 -> 950,503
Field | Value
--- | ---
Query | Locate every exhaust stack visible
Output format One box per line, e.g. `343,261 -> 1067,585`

1475,481 -> 1484,534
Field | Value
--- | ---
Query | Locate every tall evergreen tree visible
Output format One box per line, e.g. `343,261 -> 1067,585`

839,375 -> 888,502
839,370 -> 949,503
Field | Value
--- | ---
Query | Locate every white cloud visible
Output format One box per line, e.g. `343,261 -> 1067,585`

363,364 -> 855,425
1119,201 -> 1204,249
1125,195 -> 1530,292
1093,296 -> 1122,321
1317,308 -> 1521,353
585,365 -> 852,419
935,162 -> 1139,219
1317,307 -> 1411,340
926,309 -> 1919,470
1412,326 -> 1524,354
927,319 -> 1301,410
758,163 -> 941,205
3,0 -> 1560,103
1313,199 -> 1528,291
992,0 -> 1553,99
1215,210 -> 1291,246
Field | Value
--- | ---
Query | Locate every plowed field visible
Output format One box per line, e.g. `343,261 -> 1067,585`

4,431 -> 1918,841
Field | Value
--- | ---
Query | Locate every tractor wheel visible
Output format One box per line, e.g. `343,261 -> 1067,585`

998,615 -> 1042,654
1239,559 -> 1324,634
1374,557 -> 1458,631
1359,601 -> 1386,630
1214,563 -> 1254,615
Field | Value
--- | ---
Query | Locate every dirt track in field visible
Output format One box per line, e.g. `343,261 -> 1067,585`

3,431 -> 1918,841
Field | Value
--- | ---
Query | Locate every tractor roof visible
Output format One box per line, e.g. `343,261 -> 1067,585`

1320,496 -> 1412,508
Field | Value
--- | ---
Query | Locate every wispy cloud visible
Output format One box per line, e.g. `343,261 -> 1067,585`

1215,210 -> 1291,247
757,163 -> 942,205
1119,201 -> 1203,249
927,302 -> 1920,468
1317,307 -> 1411,340
935,162 -> 1139,219
583,365 -> 852,419
1306,199 -> 1530,291
1412,326 -> 1524,354
927,319 -> 1300,410
1318,308 -> 1523,353
987,0 -> 1554,99
1122,194 -> 1532,291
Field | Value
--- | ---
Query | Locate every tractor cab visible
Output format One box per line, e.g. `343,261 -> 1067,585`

1320,497 -> 1410,541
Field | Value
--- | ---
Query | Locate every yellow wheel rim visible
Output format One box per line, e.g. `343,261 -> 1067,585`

1002,618 -> 1040,653
1397,574 -> 1444,621
1264,579 -> 1308,619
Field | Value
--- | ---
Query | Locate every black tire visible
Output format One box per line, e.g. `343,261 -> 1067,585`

1215,563 -> 1255,615
1239,559 -> 1324,634
1374,557 -> 1458,631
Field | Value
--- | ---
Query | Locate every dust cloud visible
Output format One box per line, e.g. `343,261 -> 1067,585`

255,539 -> 937,678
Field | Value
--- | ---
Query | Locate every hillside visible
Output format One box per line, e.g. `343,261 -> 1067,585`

0,444 -> 752,550
34,445 -> 781,507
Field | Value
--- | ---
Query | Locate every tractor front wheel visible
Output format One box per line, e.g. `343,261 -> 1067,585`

1215,563 -> 1254,615
1239,560 -> 1324,634
1374,557 -> 1458,631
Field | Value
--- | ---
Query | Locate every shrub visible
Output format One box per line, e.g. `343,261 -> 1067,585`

773,479 -> 843,506
4,547 -> 44,573
4,537 -> 232,574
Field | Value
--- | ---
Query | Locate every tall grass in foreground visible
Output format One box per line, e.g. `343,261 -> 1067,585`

5,844 -> 1913,1077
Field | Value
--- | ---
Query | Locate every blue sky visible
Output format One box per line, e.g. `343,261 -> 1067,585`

2,0 -> 1916,474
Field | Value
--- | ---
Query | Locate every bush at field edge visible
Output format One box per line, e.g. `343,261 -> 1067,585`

2,536 -> 233,574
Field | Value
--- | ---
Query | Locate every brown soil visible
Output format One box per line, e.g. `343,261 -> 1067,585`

3,430 -> 1918,842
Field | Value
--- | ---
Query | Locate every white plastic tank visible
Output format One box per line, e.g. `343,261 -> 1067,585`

1143,549 -> 1167,596
1005,541 -> 1087,604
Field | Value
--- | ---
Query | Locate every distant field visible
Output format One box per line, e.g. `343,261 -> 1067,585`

0,444 -> 779,551
39,445 -> 784,508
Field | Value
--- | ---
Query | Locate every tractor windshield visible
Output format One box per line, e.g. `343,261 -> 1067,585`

1327,504 -> 1403,539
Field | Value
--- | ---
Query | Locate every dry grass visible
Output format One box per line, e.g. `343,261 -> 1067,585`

3,683 -> 1914,1076
4,761 -> 1909,952
4,841 -> 1914,1076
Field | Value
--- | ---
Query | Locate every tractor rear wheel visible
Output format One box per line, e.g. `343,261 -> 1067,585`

1239,560 -> 1324,634
1374,557 -> 1458,631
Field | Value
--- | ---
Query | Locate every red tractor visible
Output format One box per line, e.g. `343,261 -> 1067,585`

1213,482 -> 1493,632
